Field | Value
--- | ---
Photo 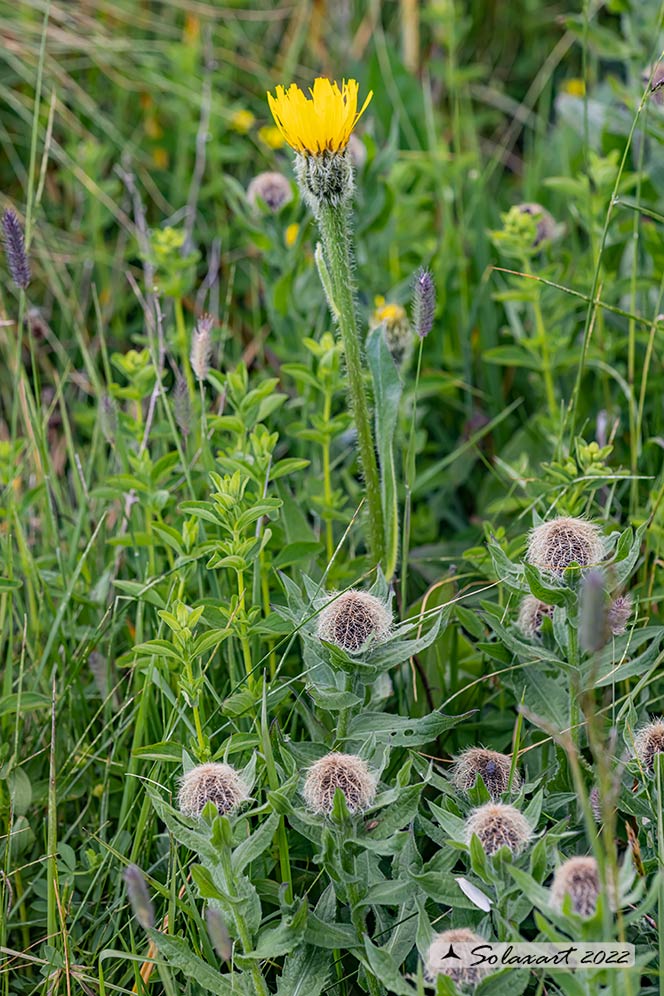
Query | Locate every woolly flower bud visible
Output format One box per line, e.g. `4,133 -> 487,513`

246,171 -> 292,212
347,133 -> 367,169
124,864 -> 155,931
424,928 -> 491,988
294,148 -> 354,215
372,301 -> 413,366
2,207 -> 30,290
190,313 -> 214,382
465,802 -> 532,857
178,762 -> 250,818
412,267 -> 435,339
517,595 -> 553,639
633,719 -> 664,774
303,752 -> 377,815
316,590 -> 392,653
608,593 -> 633,636
526,516 -> 604,575
452,747 -> 519,800
550,857 -> 600,918
515,202 -> 557,247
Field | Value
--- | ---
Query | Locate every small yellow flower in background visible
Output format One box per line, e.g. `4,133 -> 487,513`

561,78 -> 586,97
284,223 -> 299,247
267,78 -> 372,155
258,124 -> 285,149
144,116 -> 163,140
231,109 -> 255,134
153,147 -> 169,169
183,14 -> 200,44
372,301 -> 406,326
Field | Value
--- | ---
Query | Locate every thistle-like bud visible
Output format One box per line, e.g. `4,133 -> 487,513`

124,864 -> 155,931
579,568 -> 609,653
452,747 -> 519,800
517,595 -> 553,639
190,313 -> 214,382
633,719 -> 664,774
172,371 -> 191,438
515,202 -> 557,247
526,517 -> 604,575
372,301 -> 413,366
100,393 -> 119,445
464,802 -> 532,857
246,171 -> 293,212
303,752 -> 377,815
608,593 -> 633,636
316,590 -> 392,653
424,928 -> 491,988
178,762 -> 250,818
412,267 -> 435,339
294,149 -> 354,215
2,207 -> 30,290
347,133 -> 367,169
550,857 -> 600,918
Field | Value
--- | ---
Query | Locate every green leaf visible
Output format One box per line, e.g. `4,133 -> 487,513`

146,929 -> 241,994
367,324 -> 402,580
347,709 -> 472,747
0,692 -> 50,717
276,944 -> 331,996
361,938 -> 416,995
244,899 -> 308,959
232,813 -> 279,875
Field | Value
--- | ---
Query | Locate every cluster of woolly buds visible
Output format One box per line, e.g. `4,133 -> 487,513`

303,752 -> 377,815
424,928 -> 491,988
633,718 -> 664,774
178,762 -> 250,818
372,301 -> 413,366
550,857 -> 600,918
452,747 -> 519,800
515,202 -> 558,247
316,589 -> 392,653
526,516 -> 604,575
517,595 -> 553,639
464,802 -> 532,857
608,593 -> 633,635
246,171 -> 293,212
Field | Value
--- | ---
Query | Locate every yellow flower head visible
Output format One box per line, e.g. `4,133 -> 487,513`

373,302 -> 406,326
267,78 -> 372,155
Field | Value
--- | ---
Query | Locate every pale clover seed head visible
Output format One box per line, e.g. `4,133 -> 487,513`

316,590 -> 392,653
452,747 -> 519,800
303,752 -> 377,815
246,171 -> 292,212
526,516 -> 604,575
633,719 -> 664,774
517,595 -> 553,638
465,802 -> 532,857
550,856 -> 600,918
424,928 -> 491,988
178,762 -> 250,818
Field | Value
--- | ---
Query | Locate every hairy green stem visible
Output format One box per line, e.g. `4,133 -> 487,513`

317,201 -> 385,566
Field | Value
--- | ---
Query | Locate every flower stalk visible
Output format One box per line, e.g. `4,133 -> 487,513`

317,201 -> 385,564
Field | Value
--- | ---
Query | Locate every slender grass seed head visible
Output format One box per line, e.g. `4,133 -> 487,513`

452,747 -> 519,799
303,752 -> 377,815
633,719 -> 664,774
608,593 -> 633,635
124,865 -> 154,931
100,393 -> 118,445
316,589 -> 392,653
412,267 -> 436,339
173,371 -> 191,437
2,207 -> 30,290
190,313 -> 214,382
178,762 -> 250,818
550,857 -> 600,918
517,595 -> 553,638
246,171 -> 292,212
465,802 -> 532,857
424,928 -> 491,988
526,516 -> 604,575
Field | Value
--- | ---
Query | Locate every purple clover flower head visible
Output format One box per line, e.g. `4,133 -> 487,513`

412,267 -> 435,339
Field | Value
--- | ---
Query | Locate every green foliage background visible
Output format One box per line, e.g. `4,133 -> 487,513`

2,1 -> 664,994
